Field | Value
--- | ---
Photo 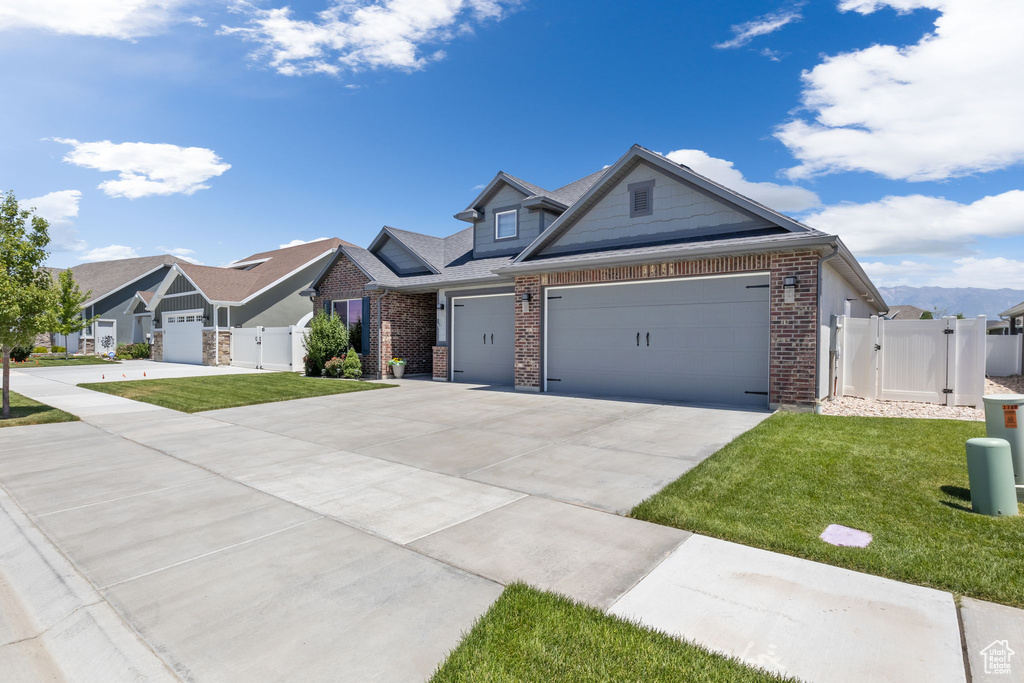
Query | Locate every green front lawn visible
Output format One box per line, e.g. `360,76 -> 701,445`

0,391 -> 78,428
13,356 -> 119,367
79,372 -> 393,413
632,412 -> 1024,608
431,583 -> 791,683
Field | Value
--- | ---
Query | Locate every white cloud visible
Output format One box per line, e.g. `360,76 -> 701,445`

860,259 -> 941,286
863,257 -> 1024,289
801,190 -> 1024,256
53,138 -> 231,199
79,245 -> 140,262
220,0 -> 518,76
0,0 -> 201,39
714,3 -> 804,49
279,237 -> 329,249
777,0 -> 1024,181
665,149 -> 821,213
21,189 -> 86,252
157,246 -> 203,264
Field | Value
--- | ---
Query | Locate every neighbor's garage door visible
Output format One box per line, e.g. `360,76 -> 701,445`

451,294 -> 514,385
545,274 -> 769,407
162,311 -> 203,364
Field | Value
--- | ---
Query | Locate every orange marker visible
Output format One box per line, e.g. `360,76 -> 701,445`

122,373 -> 126,378
102,374 -> 105,379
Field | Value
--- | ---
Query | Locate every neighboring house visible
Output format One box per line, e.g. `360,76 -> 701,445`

38,255 -> 189,355
145,238 -> 351,365
886,304 -> 928,320
304,145 -> 887,410
1000,300 -> 1024,335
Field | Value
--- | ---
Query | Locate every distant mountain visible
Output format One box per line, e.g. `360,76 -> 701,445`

877,286 -> 1024,319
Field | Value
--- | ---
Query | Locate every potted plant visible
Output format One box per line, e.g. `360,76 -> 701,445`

388,357 -> 406,379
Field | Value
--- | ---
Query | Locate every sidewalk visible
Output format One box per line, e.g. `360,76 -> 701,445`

3,366 -> 1019,681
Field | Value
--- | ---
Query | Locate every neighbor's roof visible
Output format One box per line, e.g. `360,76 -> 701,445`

887,304 -> 928,320
67,255 -> 189,307
176,238 -> 351,303
1000,301 -> 1024,319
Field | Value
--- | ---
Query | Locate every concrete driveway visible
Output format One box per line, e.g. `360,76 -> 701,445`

1,369 -> 975,682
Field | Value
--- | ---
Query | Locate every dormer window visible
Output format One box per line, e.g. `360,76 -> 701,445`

629,180 -> 655,218
495,209 -> 518,239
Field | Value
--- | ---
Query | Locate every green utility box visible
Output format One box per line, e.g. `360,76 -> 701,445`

982,394 -> 1024,485
965,438 -> 1019,517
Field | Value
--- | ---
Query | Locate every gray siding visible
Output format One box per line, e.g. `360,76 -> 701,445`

89,267 -> 173,345
376,236 -> 430,275
473,184 -> 544,258
233,259 -> 326,328
540,163 -> 761,256
167,274 -> 196,294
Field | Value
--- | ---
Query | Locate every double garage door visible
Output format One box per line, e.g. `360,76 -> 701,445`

162,311 -> 203,365
450,274 -> 770,408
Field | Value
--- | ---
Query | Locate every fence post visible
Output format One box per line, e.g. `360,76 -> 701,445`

868,315 -> 880,401
833,315 -> 845,399
973,315 -> 987,404
943,317 -> 956,406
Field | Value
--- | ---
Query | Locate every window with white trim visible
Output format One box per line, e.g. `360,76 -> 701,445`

495,209 -> 518,239
332,299 -> 364,354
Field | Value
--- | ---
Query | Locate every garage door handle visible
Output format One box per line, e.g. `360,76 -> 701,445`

636,332 -> 640,347
483,333 -> 486,344
490,334 -> 494,344
646,332 -> 650,346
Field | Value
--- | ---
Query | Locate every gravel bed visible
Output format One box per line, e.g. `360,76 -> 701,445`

819,376 -> 1024,421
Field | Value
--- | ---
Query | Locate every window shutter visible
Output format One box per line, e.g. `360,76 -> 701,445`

361,297 -> 370,352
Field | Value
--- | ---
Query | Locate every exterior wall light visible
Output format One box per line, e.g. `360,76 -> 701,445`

436,302 -> 445,310
783,276 -> 798,304
521,292 -> 532,313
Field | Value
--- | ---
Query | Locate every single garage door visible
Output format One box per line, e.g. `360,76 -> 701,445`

451,294 -> 514,385
545,273 -> 769,407
162,311 -> 203,364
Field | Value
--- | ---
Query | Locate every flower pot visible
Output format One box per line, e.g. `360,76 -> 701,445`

391,364 -> 405,379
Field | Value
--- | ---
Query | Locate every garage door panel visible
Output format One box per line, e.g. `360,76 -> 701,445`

452,295 -> 514,385
162,312 -> 203,365
546,275 -> 769,407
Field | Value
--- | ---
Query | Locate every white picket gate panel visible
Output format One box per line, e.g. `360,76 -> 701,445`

986,335 -> 1022,376
836,315 -> 986,406
230,326 -> 306,371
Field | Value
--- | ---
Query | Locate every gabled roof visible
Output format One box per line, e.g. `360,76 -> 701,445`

368,227 -> 443,274
62,254 -> 189,307
1000,301 -> 1024,319
887,304 -> 928,320
151,238 -> 349,307
514,145 -> 825,264
123,290 -> 155,314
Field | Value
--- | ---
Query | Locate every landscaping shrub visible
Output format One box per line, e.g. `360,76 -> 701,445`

8,347 -> 31,362
32,346 -> 49,354
322,356 -> 345,378
114,342 -> 150,359
52,346 -> 66,353
341,348 -> 362,379
302,311 -> 348,377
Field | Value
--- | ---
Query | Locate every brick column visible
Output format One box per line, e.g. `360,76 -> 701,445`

514,275 -> 542,391
769,251 -> 819,408
432,345 -> 448,381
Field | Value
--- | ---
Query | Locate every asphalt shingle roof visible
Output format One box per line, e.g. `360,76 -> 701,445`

67,255 -> 190,306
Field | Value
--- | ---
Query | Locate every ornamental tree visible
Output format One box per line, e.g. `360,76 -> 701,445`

0,191 -> 55,419
51,268 -> 96,359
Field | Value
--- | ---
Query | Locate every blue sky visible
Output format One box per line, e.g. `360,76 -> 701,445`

2,0 -> 1022,289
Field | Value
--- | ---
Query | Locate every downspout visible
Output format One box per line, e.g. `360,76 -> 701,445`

377,289 -> 391,380
816,245 -> 840,414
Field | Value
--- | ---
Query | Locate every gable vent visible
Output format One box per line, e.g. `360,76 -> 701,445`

632,187 -> 650,214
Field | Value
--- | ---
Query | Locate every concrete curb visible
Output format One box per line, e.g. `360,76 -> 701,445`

0,487 -> 177,681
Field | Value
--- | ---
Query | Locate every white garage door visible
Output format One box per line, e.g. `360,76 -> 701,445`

162,311 -> 203,365
545,273 -> 770,407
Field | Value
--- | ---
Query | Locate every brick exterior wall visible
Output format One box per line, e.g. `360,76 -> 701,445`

201,330 -> 231,366
512,251 -> 821,407
432,345 -> 448,380
150,331 -> 163,361
312,254 -> 436,378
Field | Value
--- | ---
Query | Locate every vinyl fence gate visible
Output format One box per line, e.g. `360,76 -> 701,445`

833,315 -> 986,407
230,326 -> 306,372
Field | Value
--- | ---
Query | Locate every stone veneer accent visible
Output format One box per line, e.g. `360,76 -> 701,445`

312,253 -> 435,378
202,330 -> 231,366
150,331 -> 163,361
432,345 -> 448,380
78,337 -> 96,355
512,251 -> 821,407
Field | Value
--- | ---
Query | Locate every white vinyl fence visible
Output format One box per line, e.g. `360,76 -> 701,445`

834,315 -> 986,406
230,326 -> 307,372
986,334 -> 1023,376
